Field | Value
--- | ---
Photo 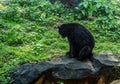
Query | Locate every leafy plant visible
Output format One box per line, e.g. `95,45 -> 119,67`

0,0 -> 120,84
74,0 -> 117,19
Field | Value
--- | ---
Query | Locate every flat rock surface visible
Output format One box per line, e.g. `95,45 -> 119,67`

10,53 -> 120,84
93,52 -> 120,66
111,80 -> 120,84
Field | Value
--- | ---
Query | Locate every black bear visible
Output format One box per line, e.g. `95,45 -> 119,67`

58,23 -> 95,60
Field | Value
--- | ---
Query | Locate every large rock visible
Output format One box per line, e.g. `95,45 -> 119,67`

111,80 -> 120,84
10,53 -> 120,84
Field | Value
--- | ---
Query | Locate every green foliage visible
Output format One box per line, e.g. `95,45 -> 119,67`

57,81 -> 64,84
74,0 -> 120,41
0,4 -> 23,22
93,16 -> 120,41
0,0 -> 120,83
0,0 -> 71,25
74,0 -> 117,19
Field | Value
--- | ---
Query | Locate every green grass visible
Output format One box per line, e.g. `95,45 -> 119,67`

94,42 -> 120,54
0,21 -> 120,83
1,16 -> 120,84
0,0 -> 120,84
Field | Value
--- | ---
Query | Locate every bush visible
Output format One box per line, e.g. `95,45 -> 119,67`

74,0 -> 117,19
73,0 -> 120,41
0,0 -> 120,84
0,0 -> 68,25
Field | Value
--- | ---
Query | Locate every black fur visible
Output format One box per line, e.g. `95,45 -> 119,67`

58,23 -> 95,60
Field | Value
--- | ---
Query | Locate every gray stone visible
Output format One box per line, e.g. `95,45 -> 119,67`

10,53 -> 120,84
